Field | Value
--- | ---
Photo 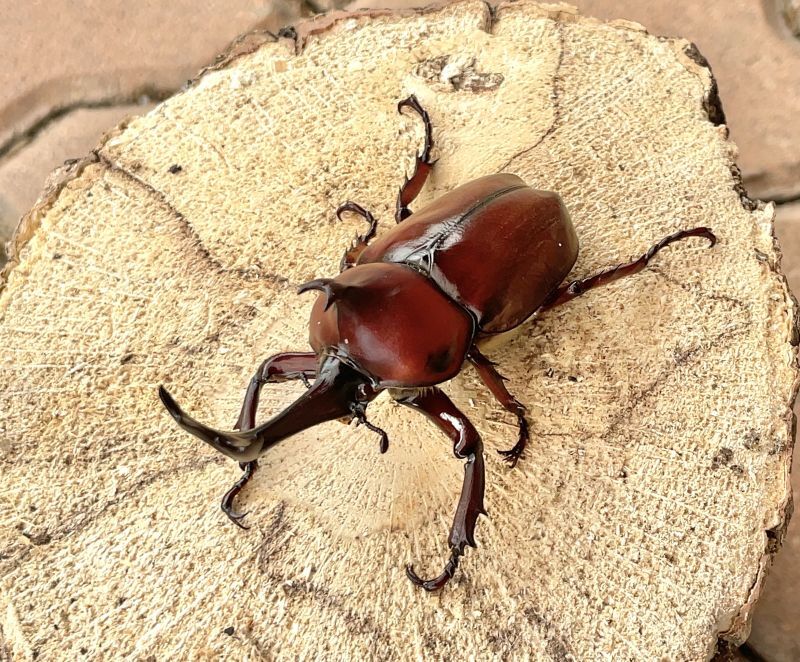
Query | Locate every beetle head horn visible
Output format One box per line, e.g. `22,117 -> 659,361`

159,357 -> 377,463
297,278 -> 351,311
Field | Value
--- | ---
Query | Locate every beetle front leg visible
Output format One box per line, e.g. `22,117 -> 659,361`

234,352 -> 318,430
395,387 -> 486,591
224,351 -> 318,528
541,227 -> 716,311
395,95 -> 436,223
468,347 -> 529,468
220,460 -> 257,527
336,202 -> 379,271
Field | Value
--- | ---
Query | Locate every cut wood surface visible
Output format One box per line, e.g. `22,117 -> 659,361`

0,1 -> 796,659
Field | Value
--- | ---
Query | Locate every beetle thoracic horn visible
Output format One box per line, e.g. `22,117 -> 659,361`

297,278 -> 350,311
159,357 -> 371,462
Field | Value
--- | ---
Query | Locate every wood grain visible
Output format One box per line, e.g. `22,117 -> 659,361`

0,2 -> 796,659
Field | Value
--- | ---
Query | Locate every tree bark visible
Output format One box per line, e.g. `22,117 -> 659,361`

1,2 -> 796,659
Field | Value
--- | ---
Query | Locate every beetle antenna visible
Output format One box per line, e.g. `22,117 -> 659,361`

297,278 -> 348,311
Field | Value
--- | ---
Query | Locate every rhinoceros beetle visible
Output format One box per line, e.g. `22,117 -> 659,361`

159,95 -> 716,591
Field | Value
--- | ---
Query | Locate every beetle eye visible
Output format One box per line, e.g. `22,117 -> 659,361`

356,384 -> 370,401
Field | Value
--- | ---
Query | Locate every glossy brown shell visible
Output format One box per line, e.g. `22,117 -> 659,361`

358,173 -> 579,333
308,263 -> 474,387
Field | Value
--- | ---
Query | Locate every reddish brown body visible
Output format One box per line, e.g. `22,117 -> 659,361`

308,174 -> 578,388
159,96 -> 715,591
358,173 -> 578,334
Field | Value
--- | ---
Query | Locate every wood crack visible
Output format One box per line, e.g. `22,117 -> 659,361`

0,88 -> 175,163
499,21 -> 565,172
681,42 -> 727,129
95,152 -> 293,288
2,456 -> 225,576
601,324 -> 750,442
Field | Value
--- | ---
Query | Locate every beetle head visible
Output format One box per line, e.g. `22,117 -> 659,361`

267,354 -> 379,432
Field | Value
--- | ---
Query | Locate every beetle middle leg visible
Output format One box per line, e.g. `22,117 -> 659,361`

468,347 -> 529,468
395,387 -> 486,591
541,227 -> 717,311
225,351 -> 318,528
395,95 -> 436,223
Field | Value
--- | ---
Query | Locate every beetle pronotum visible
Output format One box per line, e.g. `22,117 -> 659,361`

160,95 -> 715,591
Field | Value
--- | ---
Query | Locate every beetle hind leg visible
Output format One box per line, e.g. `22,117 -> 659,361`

468,347 -> 530,468
541,227 -> 717,311
395,95 -> 436,223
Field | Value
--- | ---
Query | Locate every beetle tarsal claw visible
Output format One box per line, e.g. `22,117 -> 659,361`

497,445 -> 524,467
220,463 -> 257,529
222,507 -> 250,529
405,547 -> 462,591
397,94 -> 424,117
496,411 -> 529,468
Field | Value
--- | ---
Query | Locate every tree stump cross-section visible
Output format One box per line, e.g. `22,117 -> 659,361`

0,2 -> 797,659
